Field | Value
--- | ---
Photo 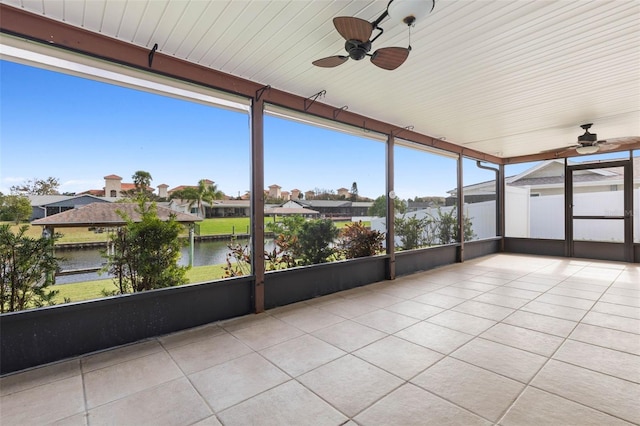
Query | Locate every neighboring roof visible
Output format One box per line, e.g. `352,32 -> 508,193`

28,194 -> 117,207
32,203 -> 201,227
265,207 -> 319,215
104,174 -> 122,180
299,200 -> 351,208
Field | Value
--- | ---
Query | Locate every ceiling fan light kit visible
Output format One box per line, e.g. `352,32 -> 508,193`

387,0 -> 435,26
575,144 -> 599,155
312,0 -> 435,70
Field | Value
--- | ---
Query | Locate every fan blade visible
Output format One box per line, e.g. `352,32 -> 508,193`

333,17 -> 372,42
312,55 -> 348,68
597,136 -> 640,152
371,47 -> 411,70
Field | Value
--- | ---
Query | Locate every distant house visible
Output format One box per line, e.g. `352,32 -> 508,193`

268,184 -> 282,199
447,158 -> 640,204
79,174 -> 155,198
28,194 -> 113,221
167,179 -> 215,198
336,187 -> 350,198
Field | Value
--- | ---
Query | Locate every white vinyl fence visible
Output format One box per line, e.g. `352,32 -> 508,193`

507,187 -> 640,242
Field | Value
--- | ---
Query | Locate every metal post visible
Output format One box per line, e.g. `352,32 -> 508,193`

386,133 -> 396,280
457,154 -> 464,262
188,224 -> 194,267
498,164 -> 506,251
251,97 -> 265,313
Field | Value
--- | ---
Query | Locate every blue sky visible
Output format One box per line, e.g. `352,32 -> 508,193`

1,59 -> 519,200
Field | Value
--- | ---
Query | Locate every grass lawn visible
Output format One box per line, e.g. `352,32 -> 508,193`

53,263 -> 231,304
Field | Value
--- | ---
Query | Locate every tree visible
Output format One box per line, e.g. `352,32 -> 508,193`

368,195 -> 406,217
169,180 -> 224,218
0,224 -> 60,312
350,182 -> 358,201
2,195 -> 32,223
102,201 -> 188,294
122,170 -> 154,201
297,219 -> 339,265
10,177 -> 60,195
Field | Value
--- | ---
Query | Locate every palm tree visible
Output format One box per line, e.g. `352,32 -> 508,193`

169,179 -> 224,218
195,179 -> 223,218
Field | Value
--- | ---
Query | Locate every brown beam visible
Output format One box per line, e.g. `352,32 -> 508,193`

250,97 -> 265,313
504,142 -> 640,164
386,133 -> 395,280
0,4 -> 500,164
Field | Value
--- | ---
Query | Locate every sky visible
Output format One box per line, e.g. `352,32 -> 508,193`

1,59 -> 528,200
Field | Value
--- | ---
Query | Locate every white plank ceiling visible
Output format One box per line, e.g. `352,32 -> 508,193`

2,0 -> 639,159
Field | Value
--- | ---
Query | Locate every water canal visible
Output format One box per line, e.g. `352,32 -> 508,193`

55,239 -> 263,284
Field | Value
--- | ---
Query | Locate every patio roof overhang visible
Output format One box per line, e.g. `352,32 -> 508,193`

1,1 -> 638,163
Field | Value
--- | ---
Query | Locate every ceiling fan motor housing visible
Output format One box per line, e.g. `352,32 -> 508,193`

578,131 -> 597,144
345,39 -> 371,60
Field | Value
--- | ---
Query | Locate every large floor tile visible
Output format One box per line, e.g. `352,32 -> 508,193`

271,306 -> 345,333
592,301 -> 640,320
312,319 -> 386,352
599,293 -> 640,308
503,310 -> 577,337
412,292 -> 466,309
81,340 -> 164,373
488,287 -> 541,300
521,300 -> 587,321
434,286 -> 484,299
166,332 -> 252,375
535,293 -> 596,310
298,355 -> 403,417
532,359 -> 640,424
452,300 -> 515,321
84,350 -> 183,409
501,386 -> 633,426
259,334 -> 345,377
88,377 -> 211,425
354,383 -> 491,426
350,291 -> 405,308
395,321 -> 474,354
553,339 -> 640,383
0,375 -> 84,425
581,311 -> 640,334
158,323 -> 225,349
189,352 -> 290,412
480,323 -> 564,357
384,300 -> 444,320
427,310 -> 496,335
353,309 -> 419,334
354,335 -> 442,380
0,359 -> 80,396
228,316 -> 305,350
472,293 -> 530,309
412,357 -> 524,422
316,298 -> 380,319
569,323 -> 640,355
451,338 -> 547,383
218,380 -> 347,426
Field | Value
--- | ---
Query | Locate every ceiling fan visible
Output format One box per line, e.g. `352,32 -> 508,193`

312,0 -> 435,71
545,123 -> 640,156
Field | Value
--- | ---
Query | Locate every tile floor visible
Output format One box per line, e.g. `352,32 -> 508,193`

1,253 -> 639,425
